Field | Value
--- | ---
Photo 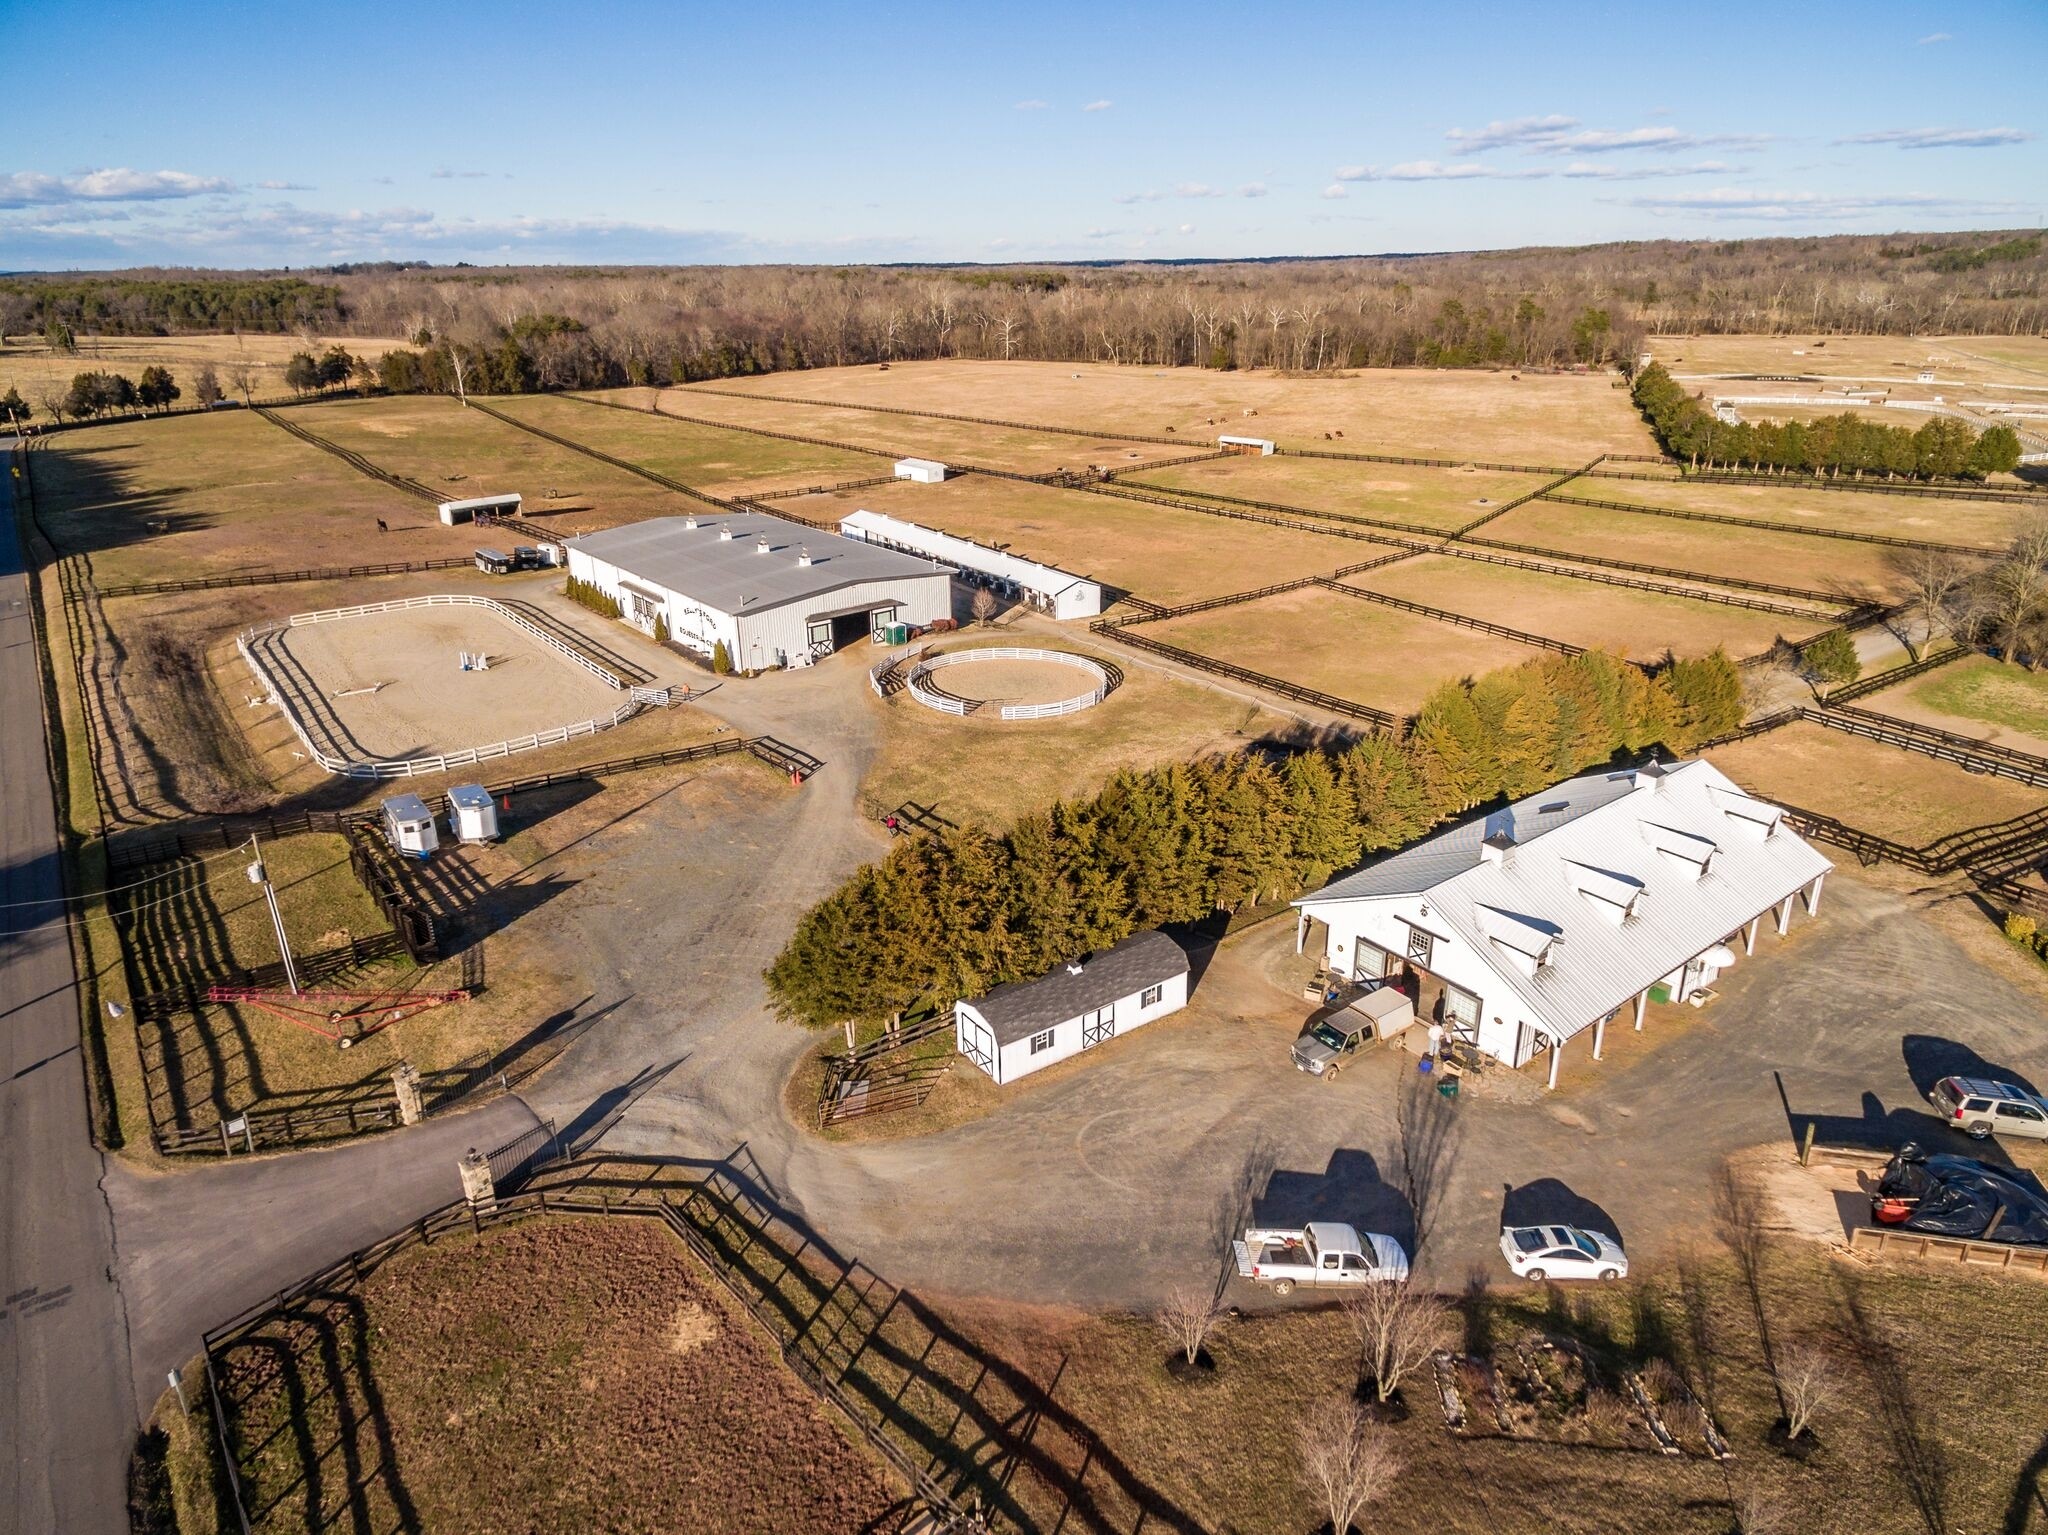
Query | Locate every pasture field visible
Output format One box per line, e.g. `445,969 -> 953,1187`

1569,475 -> 2031,552
1128,453 -> 1555,531
687,358 -> 1655,462
1867,652 -> 2048,758
1146,583 -> 1549,713
782,474 -> 1363,608
484,392 -> 886,496
1708,721 -> 2047,844
1346,553 -> 1811,661
1649,332 -> 2048,388
1478,498 -> 1907,600
0,331 -> 404,408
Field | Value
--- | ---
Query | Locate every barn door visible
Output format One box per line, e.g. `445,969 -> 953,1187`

1080,1004 -> 1117,1049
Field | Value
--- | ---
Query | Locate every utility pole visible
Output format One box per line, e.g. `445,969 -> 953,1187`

246,834 -> 301,996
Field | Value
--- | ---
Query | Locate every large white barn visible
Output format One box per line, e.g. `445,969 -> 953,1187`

1293,760 -> 1832,1088
565,512 -> 953,668
838,509 -> 1102,620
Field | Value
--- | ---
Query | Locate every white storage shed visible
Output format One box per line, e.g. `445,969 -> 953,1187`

446,784 -> 500,843
894,457 -> 950,484
439,492 -> 523,526
381,793 -> 439,860
838,509 -> 1102,620
955,930 -> 1190,1086
1218,435 -> 1275,456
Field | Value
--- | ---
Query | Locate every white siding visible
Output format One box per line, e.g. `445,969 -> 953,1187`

956,971 -> 1188,1085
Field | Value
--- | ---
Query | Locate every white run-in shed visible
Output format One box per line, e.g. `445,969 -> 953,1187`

439,492 -> 523,526
838,509 -> 1102,620
381,793 -> 439,860
955,930 -> 1190,1086
1218,435 -> 1275,456
446,783 -> 499,843
894,457 -> 950,484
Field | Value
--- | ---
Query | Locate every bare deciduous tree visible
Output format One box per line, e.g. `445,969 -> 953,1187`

1296,1399 -> 1400,1535
1887,548 -> 1976,661
1155,1284 -> 1227,1367
1733,1486 -> 1787,1535
971,586 -> 998,625
1342,1279 -> 1455,1405
1776,1341 -> 1840,1441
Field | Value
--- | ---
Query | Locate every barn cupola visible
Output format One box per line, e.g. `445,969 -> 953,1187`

717,524 -> 734,541
683,514 -> 698,530
797,545 -> 813,567
755,535 -> 770,554
1479,829 -> 1515,867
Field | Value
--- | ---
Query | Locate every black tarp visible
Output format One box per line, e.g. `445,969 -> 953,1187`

1877,1144 -> 2048,1247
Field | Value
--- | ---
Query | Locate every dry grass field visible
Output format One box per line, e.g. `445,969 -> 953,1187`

1131,454 -> 1555,531
1595,476 -> 2031,552
206,1218 -> 900,1535
0,332 -> 404,408
1865,653 -> 2048,758
1347,554 -> 1810,660
483,391 -> 886,496
1148,584 -> 1548,712
688,358 -> 1656,461
1708,721 -> 2047,843
1649,332 -> 2048,387
1479,499 -> 1907,599
783,474 -> 1361,608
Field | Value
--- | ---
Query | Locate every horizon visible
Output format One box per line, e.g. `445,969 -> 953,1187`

6,0 -> 2046,271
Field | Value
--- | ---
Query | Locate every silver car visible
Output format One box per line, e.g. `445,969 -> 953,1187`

1929,1076 -> 2048,1141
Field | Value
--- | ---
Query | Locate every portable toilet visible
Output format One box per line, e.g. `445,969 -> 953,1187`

381,793 -> 440,860
446,783 -> 500,844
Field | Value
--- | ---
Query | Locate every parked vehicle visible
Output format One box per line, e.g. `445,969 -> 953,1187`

1233,1222 -> 1410,1295
1499,1224 -> 1627,1282
1291,985 -> 1415,1078
1927,1076 -> 2048,1141
474,545 -> 549,575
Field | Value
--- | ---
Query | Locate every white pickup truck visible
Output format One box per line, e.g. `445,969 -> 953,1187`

1232,1221 -> 1411,1295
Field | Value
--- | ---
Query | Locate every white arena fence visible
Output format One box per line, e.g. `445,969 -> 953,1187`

238,596 -> 671,781
903,646 -> 1111,722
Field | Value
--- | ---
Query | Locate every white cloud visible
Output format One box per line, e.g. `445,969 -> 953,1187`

1082,99 -> 1112,112
430,168 -> 491,179
1118,180 -> 1267,204
1559,160 -> 1734,180
1341,160 -> 1548,181
256,180 -> 314,191
1013,98 -> 1048,110
1321,183 -> 1348,199
1174,181 -> 1222,197
1444,118 -> 1773,156
1836,126 -> 2033,149
1444,114 -> 1578,153
1177,222 -> 1195,234
1616,187 -> 2025,220
1238,182 -> 1268,198
1916,31 -> 1951,44
0,167 -> 235,207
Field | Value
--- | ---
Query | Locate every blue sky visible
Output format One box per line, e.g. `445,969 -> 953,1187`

3,0 -> 2043,269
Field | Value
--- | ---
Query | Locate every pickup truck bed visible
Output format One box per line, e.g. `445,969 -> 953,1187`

1234,1230 -> 1313,1275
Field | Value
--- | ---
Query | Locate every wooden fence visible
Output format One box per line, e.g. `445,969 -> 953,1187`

1823,646 -> 1968,703
1539,489 -> 1996,558
96,555 -> 476,599
1090,618 -> 1396,726
1314,579 -> 1586,656
253,407 -> 441,500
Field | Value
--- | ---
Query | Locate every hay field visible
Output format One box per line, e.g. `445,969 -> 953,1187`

485,392 -> 885,496
1480,499 -> 1906,600
1129,454 -> 1554,532
1709,721 -> 2046,843
295,395 -> 684,529
1347,553 -> 1806,660
686,359 -> 1655,461
1649,333 -> 2048,388
0,332 -> 405,408
1148,584 -> 1547,712
782,475 -> 1361,608
1583,476 -> 2030,551
273,602 -> 626,761
29,411 -> 449,586
640,383 -> 1193,475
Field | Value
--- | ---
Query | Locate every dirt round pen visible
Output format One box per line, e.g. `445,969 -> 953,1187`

899,646 -> 1115,720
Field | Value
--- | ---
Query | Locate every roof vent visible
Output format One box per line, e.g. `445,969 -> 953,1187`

717,525 -> 734,542
797,545 -> 813,567
683,514 -> 698,530
755,535 -> 770,554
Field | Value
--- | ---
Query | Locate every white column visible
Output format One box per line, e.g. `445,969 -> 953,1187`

1804,872 -> 1825,917
1776,895 -> 1794,937
1592,1013 -> 1607,1061
1634,991 -> 1650,1031
1744,917 -> 1760,956
1295,908 -> 1308,956
1546,1036 -> 1562,1091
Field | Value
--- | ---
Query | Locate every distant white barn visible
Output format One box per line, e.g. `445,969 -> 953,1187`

894,457 -> 950,484
838,509 -> 1102,620
1218,435 -> 1275,456
438,492 -> 522,525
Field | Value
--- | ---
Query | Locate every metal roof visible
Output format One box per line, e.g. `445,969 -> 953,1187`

838,509 -> 1095,598
1296,760 -> 1834,1043
568,512 -> 949,619
966,929 -> 1189,1047
439,492 -> 522,512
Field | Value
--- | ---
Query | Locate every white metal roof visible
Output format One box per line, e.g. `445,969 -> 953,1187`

438,492 -> 523,513
1296,760 -> 1833,1042
838,509 -> 1095,598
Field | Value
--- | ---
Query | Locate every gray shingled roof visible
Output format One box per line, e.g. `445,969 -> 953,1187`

569,511 -> 948,618
970,930 -> 1189,1047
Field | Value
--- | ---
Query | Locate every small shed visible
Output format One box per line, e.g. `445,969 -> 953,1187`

381,793 -> 439,860
894,457 -> 949,484
446,784 -> 499,843
439,492 -> 523,526
1217,435 -> 1275,456
955,930 -> 1190,1085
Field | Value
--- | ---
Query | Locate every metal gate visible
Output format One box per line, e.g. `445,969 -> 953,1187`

486,1118 -> 559,1193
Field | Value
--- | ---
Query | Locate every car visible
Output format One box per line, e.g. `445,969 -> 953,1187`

1928,1076 -> 2048,1141
1499,1224 -> 1627,1282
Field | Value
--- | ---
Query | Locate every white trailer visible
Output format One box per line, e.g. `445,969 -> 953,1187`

446,784 -> 500,843
1217,434 -> 1275,456
381,793 -> 439,860
1233,1222 -> 1410,1295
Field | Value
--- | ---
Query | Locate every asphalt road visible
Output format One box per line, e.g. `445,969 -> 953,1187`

0,443 -> 133,1535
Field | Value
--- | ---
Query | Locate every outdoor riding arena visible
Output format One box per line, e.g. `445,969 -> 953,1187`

242,594 -> 647,777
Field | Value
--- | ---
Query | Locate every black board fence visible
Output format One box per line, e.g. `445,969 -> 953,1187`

253,407 -> 441,501
1539,489 -> 1997,558
1089,617 -> 1395,727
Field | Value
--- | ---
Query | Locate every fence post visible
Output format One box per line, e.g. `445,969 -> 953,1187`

458,1146 -> 497,1215
392,1062 -> 424,1126
1800,1121 -> 1816,1167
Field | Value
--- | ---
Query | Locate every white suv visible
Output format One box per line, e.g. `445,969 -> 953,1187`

1928,1076 -> 2048,1141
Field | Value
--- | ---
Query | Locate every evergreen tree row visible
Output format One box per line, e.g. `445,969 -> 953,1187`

1631,363 -> 2021,481
765,648 -> 1746,1030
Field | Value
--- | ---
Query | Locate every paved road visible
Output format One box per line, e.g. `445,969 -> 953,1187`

1,443 -> 133,1535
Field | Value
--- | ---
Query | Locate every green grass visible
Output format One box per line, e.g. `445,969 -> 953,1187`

1908,654 -> 2048,740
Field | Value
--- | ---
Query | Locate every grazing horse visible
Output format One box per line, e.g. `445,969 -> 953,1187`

376,518 -> 389,533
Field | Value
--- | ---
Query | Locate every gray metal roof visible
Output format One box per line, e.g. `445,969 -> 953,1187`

568,512 -> 949,619
967,930 -> 1189,1047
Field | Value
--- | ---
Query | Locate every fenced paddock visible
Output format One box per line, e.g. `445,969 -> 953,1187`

903,646 -> 1114,720
241,594 -> 664,779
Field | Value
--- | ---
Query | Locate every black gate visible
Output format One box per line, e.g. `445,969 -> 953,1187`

486,1118 -> 559,1194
